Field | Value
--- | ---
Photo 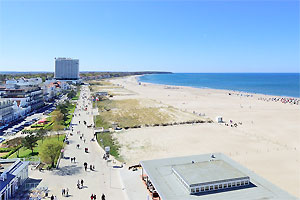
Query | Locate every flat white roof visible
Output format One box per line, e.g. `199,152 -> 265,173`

140,153 -> 297,200
173,160 -> 248,186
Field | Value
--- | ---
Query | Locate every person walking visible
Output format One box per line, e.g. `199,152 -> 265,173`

93,194 -> 97,199
101,193 -> 105,200
73,157 -> 76,163
66,188 -> 69,197
54,196 -> 57,200
91,194 -> 94,200
62,188 -> 65,196
51,195 -> 54,200
81,179 -> 84,187
77,180 -> 80,189
84,162 -> 88,171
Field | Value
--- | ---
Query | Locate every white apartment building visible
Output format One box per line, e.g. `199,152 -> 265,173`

54,57 -> 79,80
0,99 -> 14,126
5,78 -> 42,89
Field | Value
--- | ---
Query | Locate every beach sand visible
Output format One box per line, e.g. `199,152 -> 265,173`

107,76 -> 300,197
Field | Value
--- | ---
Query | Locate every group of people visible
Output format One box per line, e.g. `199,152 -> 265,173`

61,188 -> 69,197
77,179 -> 84,189
91,193 -> 106,200
224,120 -> 242,128
258,96 -> 299,105
83,162 -> 96,171
50,195 -> 57,200
70,157 -> 76,163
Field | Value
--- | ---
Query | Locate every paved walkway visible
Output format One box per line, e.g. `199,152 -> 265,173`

29,85 -> 127,200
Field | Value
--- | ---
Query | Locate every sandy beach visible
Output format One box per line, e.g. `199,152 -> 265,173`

104,75 -> 300,198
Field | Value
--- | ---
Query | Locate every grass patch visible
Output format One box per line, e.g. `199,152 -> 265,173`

72,91 -> 80,100
8,135 -> 65,160
96,132 -> 122,160
64,104 -> 76,127
94,99 -> 171,128
95,115 -> 111,129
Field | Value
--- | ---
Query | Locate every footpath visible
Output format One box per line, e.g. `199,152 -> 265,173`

29,85 -> 126,200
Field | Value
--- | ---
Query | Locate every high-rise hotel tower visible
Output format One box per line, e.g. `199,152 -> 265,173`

54,57 -> 79,80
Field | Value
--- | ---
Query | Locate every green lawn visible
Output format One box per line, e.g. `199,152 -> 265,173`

64,104 -> 76,127
72,91 -> 80,100
9,135 -> 65,159
97,132 -> 122,161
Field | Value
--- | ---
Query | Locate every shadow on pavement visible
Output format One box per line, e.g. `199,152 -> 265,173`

53,165 -> 82,176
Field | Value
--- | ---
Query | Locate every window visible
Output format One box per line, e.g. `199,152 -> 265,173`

241,181 -> 244,185
214,185 -> 218,190
210,186 -> 213,190
219,184 -> 223,189
191,189 -> 195,193
224,184 -> 227,188
196,188 -> 199,193
237,182 -> 240,186
232,182 -> 236,186
245,181 -> 249,185
228,183 -> 231,187
205,186 -> 209,191
201,187 -> 204,191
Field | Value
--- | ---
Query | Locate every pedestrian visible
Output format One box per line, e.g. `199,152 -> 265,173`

94,194 -> 97,199
81,179 -> 84,187
90,165 -> 93,171
54,196 -> 57,200
84,139 -> 86,143
73,157 -> 76,163
51,195 -> 54,200
71,158 -> 73,163
101,193 -> 105,200
77,144 -> 80,148
93,165 -> 95,170
84,162 -> 88,171
91,194 -> 94,200
66,188 -> 69,197
62,188 -> 64,196
77,182 -> 80,189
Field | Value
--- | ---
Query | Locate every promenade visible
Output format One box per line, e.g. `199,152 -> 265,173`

29,85 -> 126,200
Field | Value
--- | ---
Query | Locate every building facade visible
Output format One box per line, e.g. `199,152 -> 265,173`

0,159 -> 29,200
0,99 -> 14,126
2,86 -> 44,114
54,57 -> 79,80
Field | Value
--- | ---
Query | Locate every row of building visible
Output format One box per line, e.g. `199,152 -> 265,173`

0,57 -> 81,128
0,77 -> 71,128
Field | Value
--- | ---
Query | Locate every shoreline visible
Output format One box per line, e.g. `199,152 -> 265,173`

106,75 -> 300,197
134,75 -> 300,105
137,74 -> 300,99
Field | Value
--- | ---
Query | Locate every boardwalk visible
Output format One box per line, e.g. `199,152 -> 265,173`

29,85 -> 127,200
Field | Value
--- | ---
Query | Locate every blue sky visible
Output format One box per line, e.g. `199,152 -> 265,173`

0,0 -> 299,73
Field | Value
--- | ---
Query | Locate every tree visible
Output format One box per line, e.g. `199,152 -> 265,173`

67,90 -> 76,99
22,133 -> 39,154
56,104 -> 68,121
52,110 -> 64,122
39,140 -> 63,168
37,128 -> 47,143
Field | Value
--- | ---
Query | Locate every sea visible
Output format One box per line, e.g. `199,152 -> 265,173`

139,73 -> 300,98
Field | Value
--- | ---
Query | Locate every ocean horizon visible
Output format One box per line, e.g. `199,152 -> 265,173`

139,73 -> 300,98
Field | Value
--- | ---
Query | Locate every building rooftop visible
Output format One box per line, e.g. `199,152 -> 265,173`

172,160 -> 248,186
140,153 -> 297,200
